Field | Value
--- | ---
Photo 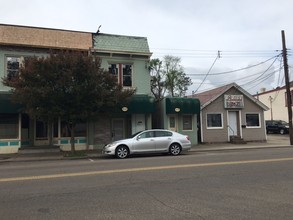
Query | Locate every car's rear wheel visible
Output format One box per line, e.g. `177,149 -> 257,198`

169,143 -> 181,156
115,145 -> 129,159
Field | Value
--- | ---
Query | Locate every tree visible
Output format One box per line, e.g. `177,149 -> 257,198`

150,55 -> 192,100
164,55 -> 192,97
150,58 -> 165,101
2,50 -> 135,153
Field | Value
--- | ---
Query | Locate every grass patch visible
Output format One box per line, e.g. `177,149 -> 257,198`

64,151 -> 87,158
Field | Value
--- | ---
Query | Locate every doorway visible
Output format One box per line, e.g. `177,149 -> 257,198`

112,119 -> 124,141
34,119 -> 49,145
168,115 -> 178,132
228,111 -> 239,137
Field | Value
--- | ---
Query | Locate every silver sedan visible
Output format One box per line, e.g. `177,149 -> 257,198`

103,129 -> 191,159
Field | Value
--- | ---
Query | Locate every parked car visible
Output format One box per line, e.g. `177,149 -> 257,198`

265,120 -> 289,134
103,129 -> 191,159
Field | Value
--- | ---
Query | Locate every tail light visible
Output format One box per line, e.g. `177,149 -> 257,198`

186,136 -> 190,141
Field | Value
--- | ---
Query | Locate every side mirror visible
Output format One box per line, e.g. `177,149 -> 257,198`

136,135 -> 141,141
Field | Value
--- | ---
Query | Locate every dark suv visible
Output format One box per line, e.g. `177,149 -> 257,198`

265,120 -> 289,134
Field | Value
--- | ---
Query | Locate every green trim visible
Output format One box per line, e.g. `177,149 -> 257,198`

10,141 -> 19,146
165,97 -> 200,114
79,139 -> 86,144
60,140 -> 69,144
0,142 -> 8,147
0,141 -> 20,147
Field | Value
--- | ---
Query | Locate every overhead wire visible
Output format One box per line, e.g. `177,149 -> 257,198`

193,51 -> 221,93
186,54 -> 282,76
241,54 -> 281,87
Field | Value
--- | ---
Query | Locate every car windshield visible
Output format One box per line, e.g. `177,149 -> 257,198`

129,131 -> 144,138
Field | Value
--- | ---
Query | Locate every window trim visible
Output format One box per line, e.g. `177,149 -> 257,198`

245,112 -> 261,128
206,112 -> 223,129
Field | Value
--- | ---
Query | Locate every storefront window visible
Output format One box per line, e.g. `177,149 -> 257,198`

246,113 -> 260,127
0,114 -> 19,139
61,121 -> 86,137
183,115 -> 192,130
207,113 -> 223,128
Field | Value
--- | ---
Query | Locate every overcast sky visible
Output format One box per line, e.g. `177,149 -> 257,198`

1,0 -> 292,95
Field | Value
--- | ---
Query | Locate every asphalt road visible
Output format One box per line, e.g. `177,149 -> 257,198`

1,147 -> 293,220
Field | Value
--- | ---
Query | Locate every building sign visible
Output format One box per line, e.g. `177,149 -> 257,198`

224,95 -> 244,108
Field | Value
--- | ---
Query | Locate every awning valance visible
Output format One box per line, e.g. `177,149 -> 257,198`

0,93 -> 23,114
120,95 -> 155,114
165,97 -> 200,114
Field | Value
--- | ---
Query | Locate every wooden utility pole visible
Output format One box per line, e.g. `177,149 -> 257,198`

282,30 -> 293,145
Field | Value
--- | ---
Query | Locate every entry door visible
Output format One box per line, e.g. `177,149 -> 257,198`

168,115 -> 178,132
228,111 -> 238,136
34,119 -> 49,145
112,119 -> 124,141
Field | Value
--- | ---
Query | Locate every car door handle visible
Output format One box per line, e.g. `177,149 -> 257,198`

150,139 -> 155,141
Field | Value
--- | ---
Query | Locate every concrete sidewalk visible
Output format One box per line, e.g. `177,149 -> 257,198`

0,135 -> 291,163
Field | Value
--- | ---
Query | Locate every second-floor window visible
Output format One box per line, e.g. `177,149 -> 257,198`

108,63 -> 132,87
6,56 -> 21,80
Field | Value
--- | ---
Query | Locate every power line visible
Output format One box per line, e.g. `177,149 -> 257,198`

193,51 -> 221,94
241,55 -> 280,86
186,54 -> 282,76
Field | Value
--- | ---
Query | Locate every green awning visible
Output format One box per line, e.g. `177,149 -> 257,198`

121,95 -> 155,114
0,93 -> 23,114
165,97 -> 200,114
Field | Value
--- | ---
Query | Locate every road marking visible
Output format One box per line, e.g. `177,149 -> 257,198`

1,157 -> 293,183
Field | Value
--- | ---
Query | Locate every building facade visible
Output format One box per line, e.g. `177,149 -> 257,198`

193,83 -> 269,143
156,97 -> 200,145
0,24 -> 153,153
254,83 -> 293,122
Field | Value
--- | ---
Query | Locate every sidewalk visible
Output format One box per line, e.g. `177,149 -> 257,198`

0,135 -> 291,163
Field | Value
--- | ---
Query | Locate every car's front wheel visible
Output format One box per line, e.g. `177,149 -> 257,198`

115,145 -> 129,159
169,143 -> 181,156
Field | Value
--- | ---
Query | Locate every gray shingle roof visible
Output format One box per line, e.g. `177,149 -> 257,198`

190,83 -> 269,110
92,33 -> 151,54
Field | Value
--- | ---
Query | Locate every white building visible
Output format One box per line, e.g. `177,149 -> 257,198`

254,83 -> 293,122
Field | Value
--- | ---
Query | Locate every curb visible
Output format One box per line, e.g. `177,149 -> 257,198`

0,145 -> 291,163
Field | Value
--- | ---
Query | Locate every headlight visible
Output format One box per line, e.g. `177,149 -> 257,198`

105,142 -> 118,148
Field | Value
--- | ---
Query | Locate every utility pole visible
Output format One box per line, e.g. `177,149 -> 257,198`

282,30 -> 293,145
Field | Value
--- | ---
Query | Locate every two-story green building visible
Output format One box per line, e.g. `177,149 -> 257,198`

0,24 -> 201,154
0,24 -> 154,153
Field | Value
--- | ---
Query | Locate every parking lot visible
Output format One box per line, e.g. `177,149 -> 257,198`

267,134 -> 290,146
